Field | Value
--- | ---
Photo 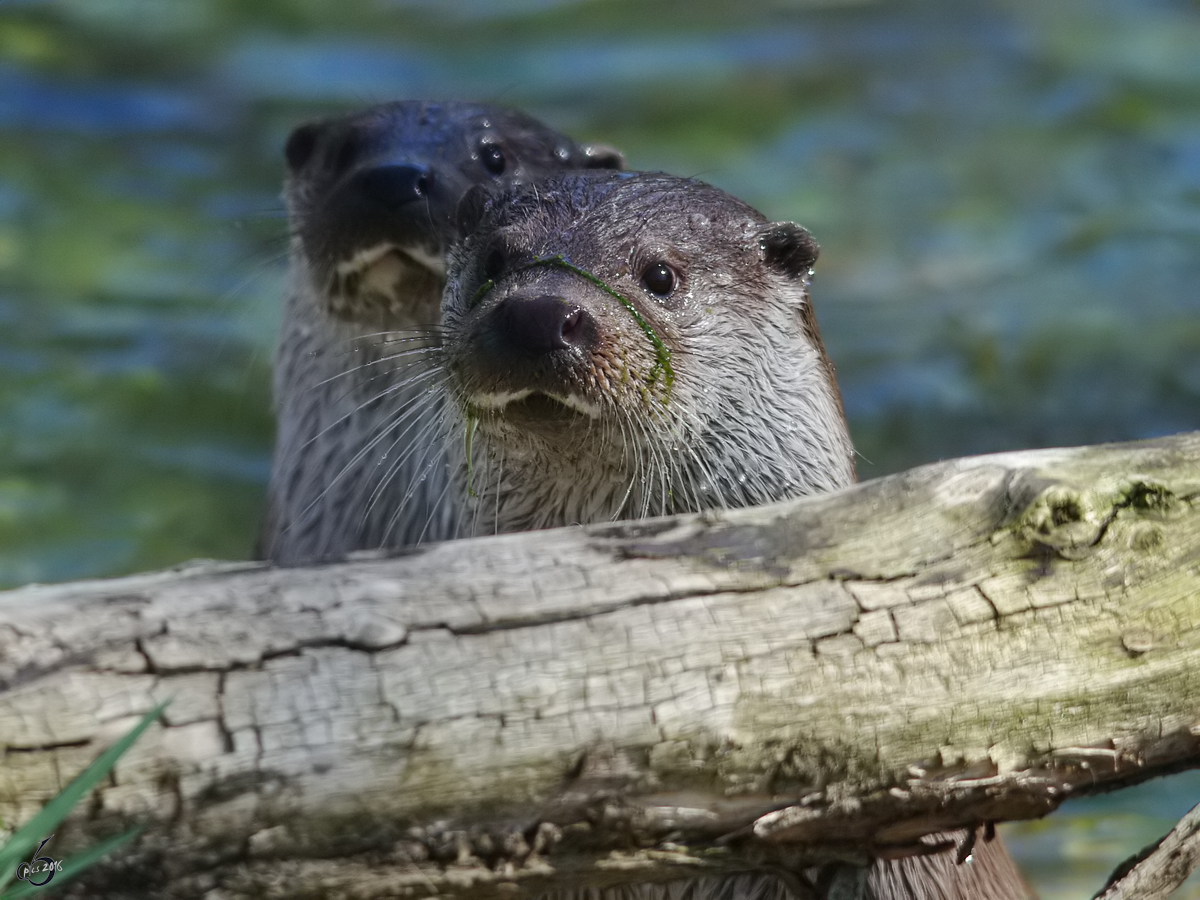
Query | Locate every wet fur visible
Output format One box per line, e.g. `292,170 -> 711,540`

265,262 -> 463,561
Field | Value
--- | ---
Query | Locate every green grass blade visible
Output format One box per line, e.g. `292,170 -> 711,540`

0,824 -> 146,899
0,702 -> 166,886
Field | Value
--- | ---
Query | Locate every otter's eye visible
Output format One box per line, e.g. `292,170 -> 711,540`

640,262 -> 677,298
479,142 -> 507,176
483,247 -> 506,281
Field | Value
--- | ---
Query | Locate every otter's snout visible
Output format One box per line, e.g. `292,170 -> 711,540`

296,150 -> 454,295
494,294 -> 592,353
453,289 -> 602,408
354,163 -> 435,209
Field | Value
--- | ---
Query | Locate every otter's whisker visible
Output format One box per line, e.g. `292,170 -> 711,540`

406,454 -> 456,547
313,343 -> 442,389
491,438 -> 505,539
279,363 -> 445,478
361,382 -> 453,519
291,372 -> 447,530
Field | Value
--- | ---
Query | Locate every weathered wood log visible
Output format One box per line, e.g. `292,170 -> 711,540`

2,432 -> 1200,898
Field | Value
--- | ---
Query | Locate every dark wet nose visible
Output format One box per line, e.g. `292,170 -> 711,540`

354,163 -> 435,209
496,295 -> 591,353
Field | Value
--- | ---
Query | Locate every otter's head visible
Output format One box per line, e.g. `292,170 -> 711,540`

283,100 -> 623,328
443,171 -> 856,532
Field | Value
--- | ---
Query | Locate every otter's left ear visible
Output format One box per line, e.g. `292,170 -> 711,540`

758,222 -> 819,279
456,184 -> 493,238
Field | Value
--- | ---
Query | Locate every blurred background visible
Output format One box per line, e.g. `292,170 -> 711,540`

2,0 -> 1199,895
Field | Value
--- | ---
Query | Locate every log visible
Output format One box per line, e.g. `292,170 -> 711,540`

2,432 -> 1200,898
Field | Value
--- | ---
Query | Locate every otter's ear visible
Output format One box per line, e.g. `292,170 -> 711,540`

456,184 -> 492,237
581,142 -> 626,170
758,222 -> 819,279
284,122 -> 323,171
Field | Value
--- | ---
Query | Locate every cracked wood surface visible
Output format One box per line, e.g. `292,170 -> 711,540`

2,432 -> 1200,898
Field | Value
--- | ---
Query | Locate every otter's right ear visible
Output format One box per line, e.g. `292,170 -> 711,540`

581,143 -> 626,170
456,184 -> 493,237
284,122 -> 323,171
758,222 -> 819,279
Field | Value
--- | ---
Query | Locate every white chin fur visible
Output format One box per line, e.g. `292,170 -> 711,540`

334,243 -> 446,300
473,389 -> 602,419
335,243 -> 446,278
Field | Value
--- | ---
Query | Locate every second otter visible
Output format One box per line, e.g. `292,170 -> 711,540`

263,101 -> 622,564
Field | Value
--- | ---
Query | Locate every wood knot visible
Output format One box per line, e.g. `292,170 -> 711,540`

1127,522 -> 1164,554
1018,486 -> 1109,560
1120,479 -> 1179,516
1121,629 -> 1155,656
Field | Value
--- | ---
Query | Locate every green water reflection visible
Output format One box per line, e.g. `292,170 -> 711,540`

2,0 -> 1200,894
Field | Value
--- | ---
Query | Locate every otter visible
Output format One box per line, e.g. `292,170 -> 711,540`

439,171 -> 1032,900
262,101 -> 622,564
440,171 -> 855,528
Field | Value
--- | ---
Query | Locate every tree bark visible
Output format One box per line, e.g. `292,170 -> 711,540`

2,432 -> 1200,898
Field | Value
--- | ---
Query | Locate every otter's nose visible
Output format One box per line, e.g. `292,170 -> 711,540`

496,295 -> 591,353
355,163 -> 435,209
